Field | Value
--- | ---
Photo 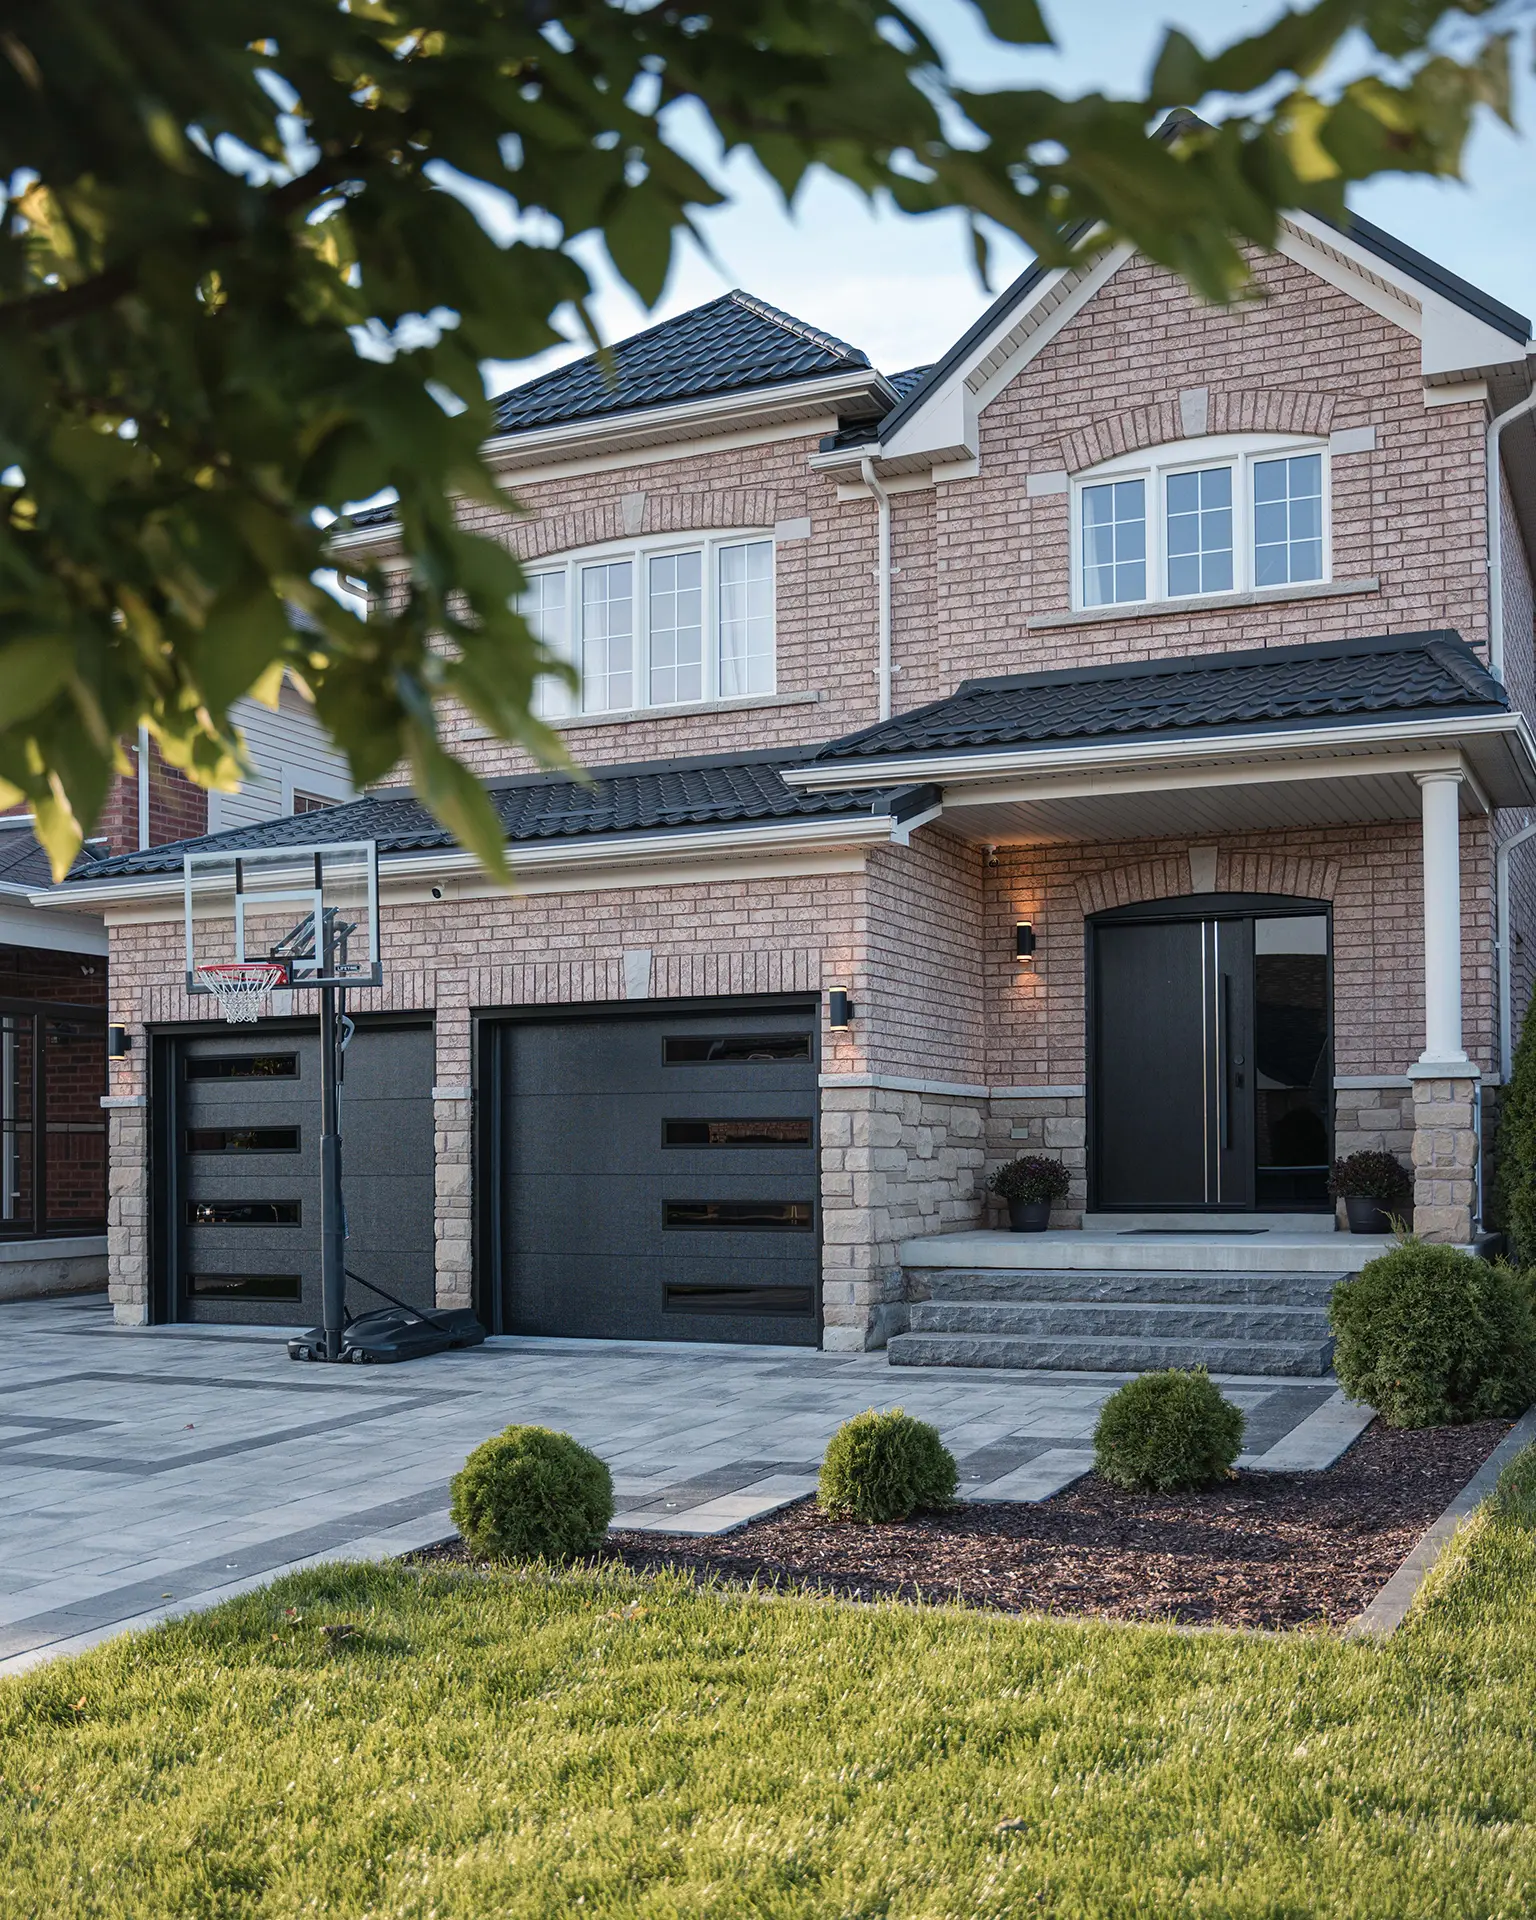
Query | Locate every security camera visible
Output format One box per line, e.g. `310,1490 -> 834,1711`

430,886 -> 444,900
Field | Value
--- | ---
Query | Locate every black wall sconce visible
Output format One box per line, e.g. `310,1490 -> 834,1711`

107,1024 -> 132,1059
1015,922 -> 1036,964
827,987 -> 854,1030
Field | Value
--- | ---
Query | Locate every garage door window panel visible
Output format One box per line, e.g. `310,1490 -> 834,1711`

663,1118 -> 813,1147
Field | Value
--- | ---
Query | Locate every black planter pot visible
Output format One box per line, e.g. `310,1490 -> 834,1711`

1344,1194 -> 1398,1235
1007,1199 -> 1053,1232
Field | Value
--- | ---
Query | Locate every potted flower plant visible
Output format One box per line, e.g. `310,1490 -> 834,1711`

1328,1150 -> 1413,1235
988,1154 -> 1071,1232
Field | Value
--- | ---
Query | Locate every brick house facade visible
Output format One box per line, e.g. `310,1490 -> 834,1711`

48,221 -> 1536,1349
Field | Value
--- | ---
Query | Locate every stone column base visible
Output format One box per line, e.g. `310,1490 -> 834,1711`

1409,1068 -> 1480,1244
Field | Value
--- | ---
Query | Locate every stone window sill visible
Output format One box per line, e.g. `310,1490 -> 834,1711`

1026,576 -> 1380,632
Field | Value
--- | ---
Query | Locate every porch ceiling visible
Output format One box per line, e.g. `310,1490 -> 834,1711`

940,759 -> 1463,844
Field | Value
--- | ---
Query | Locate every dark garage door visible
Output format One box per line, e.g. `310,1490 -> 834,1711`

170,1023 -> 435,1325
496,1004 -> 819,1346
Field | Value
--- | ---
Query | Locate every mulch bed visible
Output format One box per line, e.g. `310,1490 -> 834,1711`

418,1418 -> 1512,1631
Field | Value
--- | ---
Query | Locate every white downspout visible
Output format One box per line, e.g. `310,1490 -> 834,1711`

1497,819 -> 1536,1080
1486,380 -> 1536,684
859,455 -> 893,721
136,723 -> 151,850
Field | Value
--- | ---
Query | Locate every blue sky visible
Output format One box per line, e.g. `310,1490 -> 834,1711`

479,0 -> 1536,398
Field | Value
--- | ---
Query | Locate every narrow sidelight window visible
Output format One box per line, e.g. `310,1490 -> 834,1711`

1081,479 -> 1146,605
580,560 -> 634,712
648,550 -> 704,706
1165,467 -> 1233,596
1253,453 -> 1323,585
717,540 -> 774,695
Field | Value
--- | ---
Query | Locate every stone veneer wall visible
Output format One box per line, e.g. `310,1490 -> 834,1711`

984,1091 -> 1088,1229
819,1085 -> 987,1350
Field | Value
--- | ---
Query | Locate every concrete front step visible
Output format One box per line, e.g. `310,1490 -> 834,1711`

888,1329 -> 1334,1377
909,1298 -> 1334,1345
921,1268 -> 1345,1308
1079,1211 -> 1336,1235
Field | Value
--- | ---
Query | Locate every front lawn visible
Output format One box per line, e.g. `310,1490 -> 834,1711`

4,1451 -> 1536,1918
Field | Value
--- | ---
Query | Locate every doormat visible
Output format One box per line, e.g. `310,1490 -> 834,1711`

1119,1228 -> 1270,1236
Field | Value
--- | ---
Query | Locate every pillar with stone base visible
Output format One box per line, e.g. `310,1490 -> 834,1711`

1410,769 -> 1480,1244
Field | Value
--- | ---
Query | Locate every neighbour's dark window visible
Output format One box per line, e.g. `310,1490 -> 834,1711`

662,1199 -> 813,1230
663,1118 -> 812,1147
664,1283 -> 815,1316
187,1200 -> 301,1227
188,1273 -> 303,1301
185,1054 -> 298,1080
663,1033 -> 811,1063
185,1127 -> 302,1154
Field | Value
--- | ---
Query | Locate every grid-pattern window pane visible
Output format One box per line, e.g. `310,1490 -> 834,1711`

648,550 -> 704,706
580,560 -> 633,712
1081,479 -> 1146,605
1165,466 -> 1233,596
1253,453 -> 1323,586
521,570 -> 570,718
718,540 -> 774,696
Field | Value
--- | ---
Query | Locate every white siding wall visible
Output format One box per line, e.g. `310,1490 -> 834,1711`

209,683 -> 355,831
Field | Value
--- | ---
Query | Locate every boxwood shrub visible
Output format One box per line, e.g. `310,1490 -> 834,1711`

1093,1369 -> 1245,1492
450,1424 -> 614,1560
818,1408 -> 957,1522
1329,1241 -> 1536,1428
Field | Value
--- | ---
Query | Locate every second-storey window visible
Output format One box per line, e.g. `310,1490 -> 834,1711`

1073,436 -> 1329,610
524,532 -> 776,718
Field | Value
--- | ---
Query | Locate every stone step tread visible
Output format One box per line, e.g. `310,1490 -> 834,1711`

919,1271 -> 1342,1306
910,1301 -> 1332,1337
888,1331 -> 1333,1378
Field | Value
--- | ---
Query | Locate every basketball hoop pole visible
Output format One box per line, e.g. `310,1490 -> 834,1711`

318,980 -> 347,1362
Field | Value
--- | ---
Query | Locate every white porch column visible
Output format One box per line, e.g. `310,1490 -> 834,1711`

1414,770 -> 1471,1071
1410,768 -> 1480,1244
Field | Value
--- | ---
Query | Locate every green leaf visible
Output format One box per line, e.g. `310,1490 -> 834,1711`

0,637 -> 71,725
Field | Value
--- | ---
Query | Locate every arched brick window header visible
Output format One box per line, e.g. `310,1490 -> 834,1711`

1074,850 -> 1340,916
1060,389 -> 1346,475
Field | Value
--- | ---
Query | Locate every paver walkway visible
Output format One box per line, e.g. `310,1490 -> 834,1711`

0,1297 -> 1370,1672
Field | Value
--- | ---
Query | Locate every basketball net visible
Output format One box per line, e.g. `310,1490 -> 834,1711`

196,961 -> 288,1025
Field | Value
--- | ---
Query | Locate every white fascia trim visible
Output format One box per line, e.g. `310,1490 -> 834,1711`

1278,214 -> 1528,381
33,814 -> 904,912
782,712 -> 1536,796
0,893 -> 108,954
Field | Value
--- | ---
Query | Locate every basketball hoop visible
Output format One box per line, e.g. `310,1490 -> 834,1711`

195,961 -> 288,1025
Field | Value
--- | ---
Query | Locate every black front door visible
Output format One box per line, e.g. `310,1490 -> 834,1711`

1091,899 -> 1330,1212
495,1003 -> 819,1346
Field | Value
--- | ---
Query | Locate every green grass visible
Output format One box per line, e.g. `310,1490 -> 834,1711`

6,1455 -> 1536,1918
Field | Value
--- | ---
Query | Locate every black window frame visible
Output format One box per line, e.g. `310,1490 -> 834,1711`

0,996 -> 108,1241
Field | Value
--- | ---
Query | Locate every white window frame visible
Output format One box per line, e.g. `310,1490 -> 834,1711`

1069,433 -> 1331,611
521,528 -> 778,719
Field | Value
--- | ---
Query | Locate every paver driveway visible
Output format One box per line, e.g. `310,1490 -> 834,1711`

0,1296 -> 1368,1672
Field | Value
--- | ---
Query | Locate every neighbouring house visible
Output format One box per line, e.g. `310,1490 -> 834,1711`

40,212 -> 1536,1367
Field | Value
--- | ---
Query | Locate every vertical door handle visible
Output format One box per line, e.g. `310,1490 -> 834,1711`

1220,973 -> 1232,1150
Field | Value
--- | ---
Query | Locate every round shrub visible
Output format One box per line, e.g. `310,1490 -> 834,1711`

1329,1242 -> 1536,1428
1093,1369 -> 1244,1492
987,1155 -> 1071,1206
449,1425 -> 613,1561
818,1408 -> 957,1522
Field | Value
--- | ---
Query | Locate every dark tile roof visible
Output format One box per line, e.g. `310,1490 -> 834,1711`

811,632 -> 1506,765
0,824 -> 111,890
488,291 -> 874,437
67,749 -> 931,884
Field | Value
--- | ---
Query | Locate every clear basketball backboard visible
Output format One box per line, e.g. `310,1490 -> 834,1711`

184,841 -> 381,995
